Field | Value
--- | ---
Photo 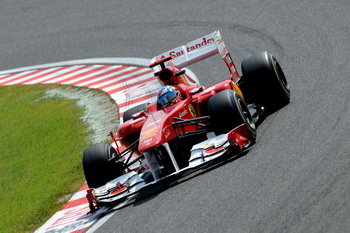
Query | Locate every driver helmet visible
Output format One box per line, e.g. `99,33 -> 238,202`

157,85 -> 181,108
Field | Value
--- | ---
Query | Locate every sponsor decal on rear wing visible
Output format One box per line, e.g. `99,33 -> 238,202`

151,31 -> 240,82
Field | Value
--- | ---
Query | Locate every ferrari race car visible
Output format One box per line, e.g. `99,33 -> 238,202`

82,31 -> 290,212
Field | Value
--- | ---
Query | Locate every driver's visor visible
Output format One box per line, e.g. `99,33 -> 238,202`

158,91 -> 178,107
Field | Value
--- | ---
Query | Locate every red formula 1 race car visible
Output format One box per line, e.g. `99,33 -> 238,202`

82,31 -> 290,212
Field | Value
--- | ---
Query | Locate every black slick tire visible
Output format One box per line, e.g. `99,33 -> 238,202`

208,89 -> 256,139
241,51 -> 290,107
123,103 -> 149,122
82,143 -> 122,188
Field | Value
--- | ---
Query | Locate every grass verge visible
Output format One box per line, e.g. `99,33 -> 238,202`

0,84 -> 91,233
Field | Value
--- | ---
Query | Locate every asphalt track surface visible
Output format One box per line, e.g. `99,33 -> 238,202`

1,1 -> 349,232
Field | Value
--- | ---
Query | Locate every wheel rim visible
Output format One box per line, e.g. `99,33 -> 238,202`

237,98 -> 256,132
273,59 -> 289,93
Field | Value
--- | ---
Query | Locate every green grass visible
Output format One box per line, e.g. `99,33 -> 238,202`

0,84 -> 92,233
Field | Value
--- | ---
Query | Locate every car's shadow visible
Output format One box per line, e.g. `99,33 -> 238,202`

255,102 -> 289,127
108,147 -> 251,211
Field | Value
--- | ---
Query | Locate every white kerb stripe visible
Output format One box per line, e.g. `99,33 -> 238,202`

24,66 -> 86,84
61,66 -> 120,85
43,65 -> 103,84
5,67 -> 65,85
89,67 -> 151,89
76,66 -> 135,87
0,70 -> 35,84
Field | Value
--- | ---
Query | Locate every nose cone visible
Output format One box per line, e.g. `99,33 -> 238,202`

138,111 -> 175,153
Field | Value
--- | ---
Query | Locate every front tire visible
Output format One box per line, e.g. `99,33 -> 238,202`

241,51 -> 290,107
208,89 -> 256,139
82,143 -> 123,188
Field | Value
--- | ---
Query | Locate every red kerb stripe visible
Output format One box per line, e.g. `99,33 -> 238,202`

77,183 -> 89,192
16,66 -> 71,84
96,69 -> 152,90
51,65 -> 114,84
71,227 -> 89,233
68,66 -> 128,86
83,67 -> 145,88
0,68 -> 49,85
37,65 -> 93,84
61,197 -> 88,210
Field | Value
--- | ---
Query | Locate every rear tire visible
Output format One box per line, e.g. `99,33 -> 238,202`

241,51 -> 290,107
82,143 -> 123,188
208,89 -> 256,139
123,103 -> 149,122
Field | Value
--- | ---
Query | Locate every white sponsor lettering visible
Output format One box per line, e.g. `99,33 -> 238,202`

179,109 -> 188,118
160,37 -> 215,59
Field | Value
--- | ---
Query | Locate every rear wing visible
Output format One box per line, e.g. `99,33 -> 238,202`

150,31 -> 240,82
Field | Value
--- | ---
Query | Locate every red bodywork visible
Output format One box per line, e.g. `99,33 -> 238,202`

117,59 -> 245,154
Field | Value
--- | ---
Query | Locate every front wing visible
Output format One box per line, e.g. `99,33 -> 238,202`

87,124 -> 253,211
